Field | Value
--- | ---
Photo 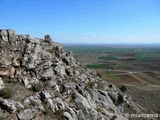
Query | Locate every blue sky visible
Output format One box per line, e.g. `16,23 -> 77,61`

0,0 -> 160,43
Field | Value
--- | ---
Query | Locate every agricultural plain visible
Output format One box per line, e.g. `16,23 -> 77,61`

64,44 -> 160,119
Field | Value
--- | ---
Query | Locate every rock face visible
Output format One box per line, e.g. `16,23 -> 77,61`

0,29 -> 127,120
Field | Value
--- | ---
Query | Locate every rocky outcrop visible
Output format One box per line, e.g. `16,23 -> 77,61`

0,29 -> 127,120
0,99 -> 24,113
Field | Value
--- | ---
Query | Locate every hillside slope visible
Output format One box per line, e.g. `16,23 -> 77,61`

0,29 -> 127,120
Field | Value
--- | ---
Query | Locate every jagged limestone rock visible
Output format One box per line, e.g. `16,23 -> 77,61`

63,111 -> 74,120
0,99 -> 24,113
41,67 -> 54,81
39,90 -> 52,101
17,109 -> 34,120
24,94 -> 42,106
44,34 -> 52,45
0,29 -> 128,120
0,99 -> 17,113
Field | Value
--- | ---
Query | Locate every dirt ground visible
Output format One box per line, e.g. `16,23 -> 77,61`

124,85 -> 160,114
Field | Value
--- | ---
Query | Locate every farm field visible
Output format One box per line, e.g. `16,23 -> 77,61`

63,44 -> 160,119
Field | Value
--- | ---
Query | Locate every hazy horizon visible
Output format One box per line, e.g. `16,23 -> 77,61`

1,0 -> 160,44
62,42 -> 160,46
53,39 -> 160,44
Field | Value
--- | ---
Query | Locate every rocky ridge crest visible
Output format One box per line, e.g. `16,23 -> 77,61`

0,29 -> 127,120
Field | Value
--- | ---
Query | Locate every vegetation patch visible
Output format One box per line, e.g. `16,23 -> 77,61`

0,88 -> 14,99
86,81 -> 95,88
31,84 -> 42,92
70,95 -> 75,103
98,56 -> 118,61
109,107 -> 115,112
44,108 -> 53,116
106,71 -> 119,79
85,64 -> 116,69
97,72 -> 102,78
106,71 -> 114,74
136,56 -> 158,62
119,85 -> 127,92
2,76 -> 16,83
53,110 -> 65,120
103,48 -> 136,55
108,75 -> 119,79
121,62 -> 128,66
0,117 -> 5,120
96,107 -> 102,112
135,50 -> 160,62
85,64 -> 106,69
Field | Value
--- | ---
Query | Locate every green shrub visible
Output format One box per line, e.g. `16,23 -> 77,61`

106,71 -> 119,79
0,117 -> 5,120
85,64 -> 106,69
0,88 -> 14,99
2,76 -> 13,82
109,107 -> 115,112
31,84 -> 42,92
86,82 -> 95,88
98,56 -> 118,61
96,107 -> 102,112
119,85 -> 127,92
44,108 -> 53,116
44,109 -> 65,119
112,115 -> 118,119
97,72 -> 102,78
85,64 -> 116,69
70,95 -> 74,103
54,110 -> 65,120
